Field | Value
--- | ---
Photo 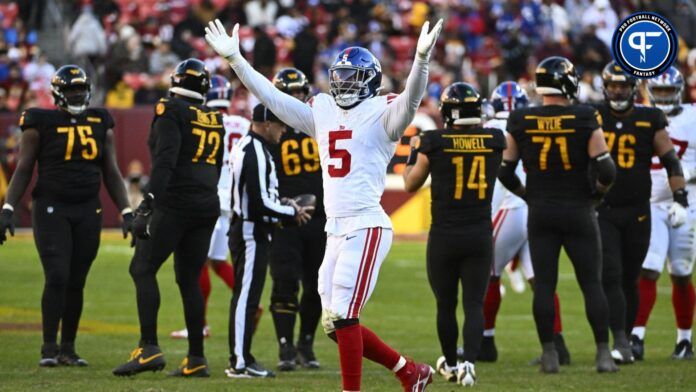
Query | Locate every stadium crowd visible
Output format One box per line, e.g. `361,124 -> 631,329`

1,0 -> 696,115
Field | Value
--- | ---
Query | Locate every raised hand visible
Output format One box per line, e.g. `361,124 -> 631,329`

416,18 -> 444,61
205,19 -> 240,61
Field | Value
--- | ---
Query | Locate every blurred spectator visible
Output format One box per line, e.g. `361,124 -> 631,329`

0,87 -> 9,112
149,40 -> 180,74
125,159 -> 149,209
540,0 -> 570,43
23,53 -> 54,92
67,5 -> 108,71
577,71 -> 603,103
1,63 -> 26,111
581,0 -> 618,48
576,24 -> 612,73
252,26 -> 276,77
292,24 -> 318,82
245,0 -> 279,28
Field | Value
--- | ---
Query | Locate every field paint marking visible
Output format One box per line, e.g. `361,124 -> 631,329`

0,306 -> 139,335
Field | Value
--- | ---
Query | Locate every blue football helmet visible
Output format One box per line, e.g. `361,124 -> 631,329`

490,81 -> 529,118
206,74 -> 233,109
646,66 -> 684,115
329,47 -> 382,108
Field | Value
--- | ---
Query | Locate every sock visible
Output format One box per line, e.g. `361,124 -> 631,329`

635,277 -> 657,328
553,292 -> 563,334
673,282 -> 695,339
360,325 -> 401,370
483,278 -> 501,331
677,329 -> 692,343
335,324 -> 362,392
483,328 -> 495,337
199,265 -> 211,325
631,326 -> 646,340
212,261 -> 235,290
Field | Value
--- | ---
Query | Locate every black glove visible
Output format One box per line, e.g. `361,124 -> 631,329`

122,212 -> 134,239
132,194 -> 154,240
0,208 -> 14,245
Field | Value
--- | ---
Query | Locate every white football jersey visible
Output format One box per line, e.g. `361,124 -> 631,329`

219,114 -> 250,212
310,93 -> 397,235
650,104 -> 696,206
485,117 -> 526,211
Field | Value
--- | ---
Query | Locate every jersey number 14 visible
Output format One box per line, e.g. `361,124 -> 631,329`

451,155 -> 487,200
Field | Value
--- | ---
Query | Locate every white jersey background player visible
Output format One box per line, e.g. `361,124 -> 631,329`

170,75 -> 251,340
632,67 -> 696,360
205,18 -> 443,391
477,82 -> 570,365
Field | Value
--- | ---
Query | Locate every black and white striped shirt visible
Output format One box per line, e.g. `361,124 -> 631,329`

231,131 -> 296,223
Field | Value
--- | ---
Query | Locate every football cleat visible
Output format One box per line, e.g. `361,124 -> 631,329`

277,343 -> 297,371
170,326 -> 210,339
630,334 -> 644,361
396,360 -> 434,392
539,347 -> 559,374
596,345 -> 619,373
296,340 -> 320,369
477,336 -> 498,362
168,355 -> 210,377
554,334 -> 571,365
457,361 -> 476,387
611,341 -> 634,365
112,345 -> 166,376
39,343 -> 59,367
671,339 -> 694,360
57,344 -> 88,366
225,362 -> 276,378
435,356 -> 457,382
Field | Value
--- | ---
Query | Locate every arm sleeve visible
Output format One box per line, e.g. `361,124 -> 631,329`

146,116 -> 181,199
381,58 -> 430,141
101,129 -> 130,211
229,58 -> 315,137
244,140 -> 296,219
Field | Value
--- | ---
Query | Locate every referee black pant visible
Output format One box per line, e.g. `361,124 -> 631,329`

598,202 -> 651,336
129,209 -> 216,357
32,197 -> 102,346
427,228 -> 492,366
528,204 -> 610,345
228,217 -> 273,369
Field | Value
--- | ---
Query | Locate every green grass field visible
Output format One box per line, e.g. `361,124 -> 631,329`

1,232 -> 694,391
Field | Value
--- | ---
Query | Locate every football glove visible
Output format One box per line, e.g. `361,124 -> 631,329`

416,18 -> 444,61
122,210 -> 134,240
669,189 -> 689,228
205,19 -> 240,62
132,194 -> 154,240
0,207 -> 14,245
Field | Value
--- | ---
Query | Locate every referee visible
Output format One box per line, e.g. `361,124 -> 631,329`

225,104 -> 313,378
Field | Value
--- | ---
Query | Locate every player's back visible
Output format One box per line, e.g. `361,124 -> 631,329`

19,107 -> 113,203
310,93 -> 397,233
271,127 -> 324,217
419,126 -> 506,233
148,97 -> 224,216
597,103 -> 665,207
508,104 -> 600,206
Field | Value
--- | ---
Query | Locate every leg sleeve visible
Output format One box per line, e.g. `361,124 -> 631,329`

598,208 -> 625,334
461,233 -> 493,363
621,204 -> 652,334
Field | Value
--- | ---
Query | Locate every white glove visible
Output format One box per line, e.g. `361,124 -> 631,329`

205,19 -> 241,62
416,18 -> 444,61
669,201 -> 688,228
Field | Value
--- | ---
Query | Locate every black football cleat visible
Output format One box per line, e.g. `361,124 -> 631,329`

296,341 -> 320,369
554,334 -> 571,365
671,339 -> 694,360
630,335 -> 644,361
112,345 -> 166,376
277,343 -> 297,371
477,336 -> 498,362
39,343 -> 59,367
225,362 -> 276,378
57,343 -> 88,366
168,355 -> 210,377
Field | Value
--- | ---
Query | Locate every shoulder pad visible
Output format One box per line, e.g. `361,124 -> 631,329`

18,108 -> 47,131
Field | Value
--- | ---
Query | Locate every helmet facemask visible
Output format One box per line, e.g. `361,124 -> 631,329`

53,83 -> 91,115
329,66 -> 378,108
647,85 -> 682,115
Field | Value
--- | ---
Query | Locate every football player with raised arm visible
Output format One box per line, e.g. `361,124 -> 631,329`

632,66 -> 696,360
205,18 -> 443,391
0,65 -> 133,366
403,82 -> 506,387
498,56 -> 618,374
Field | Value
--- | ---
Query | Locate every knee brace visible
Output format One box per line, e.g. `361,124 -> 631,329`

271,279 -> 300,305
